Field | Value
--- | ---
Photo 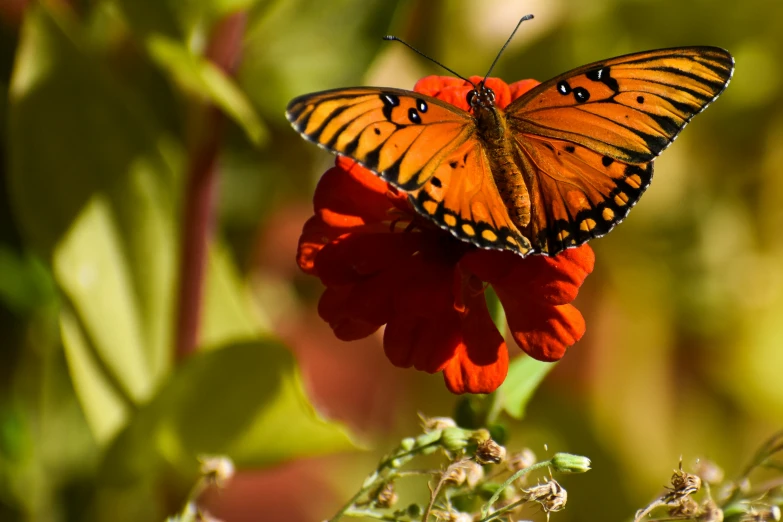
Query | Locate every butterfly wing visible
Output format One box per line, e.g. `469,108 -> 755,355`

506,47 -> 733,254
287,87 -> 532,254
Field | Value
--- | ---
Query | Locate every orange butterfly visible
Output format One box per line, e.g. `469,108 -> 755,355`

286,23 -> 733,257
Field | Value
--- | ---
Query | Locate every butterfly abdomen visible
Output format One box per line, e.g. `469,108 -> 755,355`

474,105 -> 532,229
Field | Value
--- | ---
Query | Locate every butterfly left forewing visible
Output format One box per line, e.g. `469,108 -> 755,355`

287,87 -> 474,191
288,86 -> 532,255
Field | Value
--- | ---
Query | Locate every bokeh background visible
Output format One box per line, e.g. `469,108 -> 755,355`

1,0 -> 782,521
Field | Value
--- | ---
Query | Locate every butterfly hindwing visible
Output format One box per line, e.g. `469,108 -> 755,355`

412,140 -> 532,255
508,47 -> 734,164
513,135 -> 653,254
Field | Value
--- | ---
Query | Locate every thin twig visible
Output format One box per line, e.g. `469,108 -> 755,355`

173,13 -> 246,361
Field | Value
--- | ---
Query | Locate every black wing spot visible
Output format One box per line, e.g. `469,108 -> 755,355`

637,95 -> 645,104
431,177 -> 442,188
573,87 -> 590,103
565,145 -> 576,153
586,66 -> 619,92
408,108 -> 421,124
380,93 -> 400,120
463,152 -> 469,163
449,161 -> 458,169
373,127 -> 381,135
557,80 -> 572,95
417,99 -> 428,113
602,156 -> 614,167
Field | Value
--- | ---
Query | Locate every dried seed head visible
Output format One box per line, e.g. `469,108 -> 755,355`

463,460 -> 484,488
430,508 -> 473,522
664,463 -> 701,504
198,455 -> 235,488
508,448 -> 537,471
699,499 -> 724,522
420,414 -> 457,432
523,479 -> 568,513
476,439 -> 506,465
669,496 -> 699,518
372,482 -> 398,508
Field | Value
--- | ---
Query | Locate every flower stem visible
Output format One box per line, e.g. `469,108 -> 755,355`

480,460 -> 551,519
173,13 -> 246,362
344,508 -> 411,521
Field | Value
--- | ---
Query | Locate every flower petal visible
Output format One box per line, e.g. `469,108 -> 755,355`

508,79 -> 541,100
383,310 -> 460,374
318,286 -> 384,341
503,300 -> 586,362
413,76 -> 512,110
442,288 -> 508,394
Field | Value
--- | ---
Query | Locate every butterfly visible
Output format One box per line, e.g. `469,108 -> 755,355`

286,44 -> 733,257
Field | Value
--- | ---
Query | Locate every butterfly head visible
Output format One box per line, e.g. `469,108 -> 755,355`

466,82 -> 497,112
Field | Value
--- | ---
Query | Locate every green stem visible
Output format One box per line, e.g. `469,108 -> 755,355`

331,440 -> 443,521
480,460 -> 551,519
476,496 -> 529,522
329,472 -> 380,522
344,508 -> 411,521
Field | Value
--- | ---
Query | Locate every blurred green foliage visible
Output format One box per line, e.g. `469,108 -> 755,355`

1,0 -> 782,521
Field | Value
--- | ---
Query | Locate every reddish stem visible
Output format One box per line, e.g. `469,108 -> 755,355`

174,13 -> 247,362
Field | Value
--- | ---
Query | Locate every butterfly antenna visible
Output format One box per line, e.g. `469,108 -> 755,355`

383,35 -> 475,87
483,14 -> 534,82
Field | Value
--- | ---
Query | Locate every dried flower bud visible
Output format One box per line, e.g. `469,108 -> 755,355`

476,439 -> 506,464
551,452 -> 591,474
508,448 -> 537,471
441,427 -> 472,452
699,499 -> 724,522
739,506 -> 781,522
443,465 -> 468,486
430,508 -> 472,522
420,415 -> 457,432
372,482 -> 398,508
198,455 -> 235,488
463,460 -> 484,488
523,479 -> 568,513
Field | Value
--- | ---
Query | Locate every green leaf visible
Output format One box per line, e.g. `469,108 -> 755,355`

0,246 -> 56,313
8,7 -> 181,442
240,0 -> 402,118
113,0 -> 269,41
146,34 -> 267,145
495,356 -> 557,420
94,340 -> 356,522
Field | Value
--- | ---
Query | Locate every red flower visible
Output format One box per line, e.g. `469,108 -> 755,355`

296,76 -> 595,394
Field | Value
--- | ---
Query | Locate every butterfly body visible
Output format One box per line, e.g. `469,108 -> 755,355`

287,47 -> 734,257
468,84 -> 533,230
